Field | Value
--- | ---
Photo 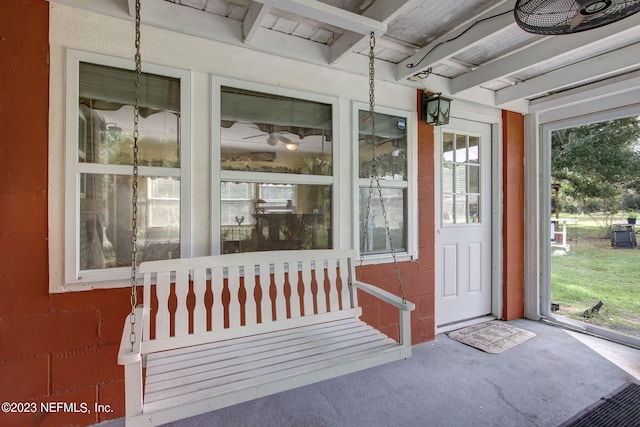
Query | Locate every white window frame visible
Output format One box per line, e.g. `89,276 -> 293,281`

211,76 -> 341,255
60,49 -> 191,291
352,102 -> 417,263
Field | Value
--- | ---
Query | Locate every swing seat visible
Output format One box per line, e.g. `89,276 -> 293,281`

118,249 -> 414,427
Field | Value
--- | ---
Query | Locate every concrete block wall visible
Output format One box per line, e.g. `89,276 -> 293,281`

0,1 -> 131,425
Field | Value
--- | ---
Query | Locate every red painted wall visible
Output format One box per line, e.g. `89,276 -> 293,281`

502,110 -> 525,319
0,1 -> 131,425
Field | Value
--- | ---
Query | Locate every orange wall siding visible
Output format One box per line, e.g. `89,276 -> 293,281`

502,110 -> 525,319
0,1 -> 130,425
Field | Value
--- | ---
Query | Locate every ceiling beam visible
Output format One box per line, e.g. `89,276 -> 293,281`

330,0 -> 421,64
243,1 -> 273,43
252,0 -> 387,36
530,69 -> 640,114
496,42 -> 640,105
451,12 -> 640,95
395,0 -> 516,81
127,0 -> 135,16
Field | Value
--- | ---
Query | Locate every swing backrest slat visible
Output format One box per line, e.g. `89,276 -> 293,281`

137,249 -> 359,353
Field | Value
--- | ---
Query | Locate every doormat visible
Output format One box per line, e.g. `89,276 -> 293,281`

447,320 -> 536,354
559,382 -> 640,427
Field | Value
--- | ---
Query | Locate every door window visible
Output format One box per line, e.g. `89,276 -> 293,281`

442,132 -> 481,225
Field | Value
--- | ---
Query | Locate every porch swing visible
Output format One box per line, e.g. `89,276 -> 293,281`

117,2 -> 414,425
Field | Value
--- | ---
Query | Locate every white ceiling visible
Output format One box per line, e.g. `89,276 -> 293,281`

53,0 -> 640,115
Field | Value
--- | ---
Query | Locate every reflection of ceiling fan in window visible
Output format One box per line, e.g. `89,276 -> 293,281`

243,131 -> 299,151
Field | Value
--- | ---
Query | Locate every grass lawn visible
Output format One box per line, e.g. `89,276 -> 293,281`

551,214 -> 640,337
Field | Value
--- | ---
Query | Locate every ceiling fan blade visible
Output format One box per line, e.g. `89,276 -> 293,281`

276,134 -> 292,144
242,133 -> 268,140
570,12 -> 587,30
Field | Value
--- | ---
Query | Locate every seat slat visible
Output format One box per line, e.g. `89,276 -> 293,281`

145,331 -> 389,397
145,321 -> 380,385
144,338 -> 398,410
146,317 -> 361,369
144,325 -> 395,405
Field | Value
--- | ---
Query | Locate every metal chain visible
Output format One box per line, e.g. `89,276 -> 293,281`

129,0 -> 141,352
359,32 -> 406,303
359,33 -> 376,281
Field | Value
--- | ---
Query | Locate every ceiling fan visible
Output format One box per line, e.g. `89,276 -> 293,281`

514,0 -> 640,35
242,131 -> 299,151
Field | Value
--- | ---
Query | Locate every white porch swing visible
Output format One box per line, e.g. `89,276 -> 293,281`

117,2 -> 414,425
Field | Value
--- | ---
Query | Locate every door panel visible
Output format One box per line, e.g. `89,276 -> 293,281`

436,118 -> 492,327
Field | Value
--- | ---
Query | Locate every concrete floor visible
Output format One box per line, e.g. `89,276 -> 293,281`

101,319 -> 640,427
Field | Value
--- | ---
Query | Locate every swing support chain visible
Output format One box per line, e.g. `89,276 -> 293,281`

359,32 -> 407,303
129,0 -> 141,352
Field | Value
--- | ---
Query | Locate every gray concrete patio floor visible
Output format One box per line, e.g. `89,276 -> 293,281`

101,319 -> 640,427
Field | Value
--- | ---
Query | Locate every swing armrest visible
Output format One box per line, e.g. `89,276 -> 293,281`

118,307 -> 146,365
353,280 -> 415,311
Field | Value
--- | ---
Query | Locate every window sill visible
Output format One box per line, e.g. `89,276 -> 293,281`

51,277 -> 139,294
357,252 -> 415,266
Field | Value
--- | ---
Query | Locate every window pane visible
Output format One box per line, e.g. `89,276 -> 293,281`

456,134 -> 467,162
455,164 -> 467,194
220,87 -> 332,175
469,136 -> 479,163
455,195 -> 467,224
78,63 -> 180,168
469,165 -> 480,193
468,194 -> 480,223
359,188 -> 406,254
79,174 -> 180,270
442,162 -> 454,193
443,132 -> 454,162
442,195 -> 454,224
221,182 -> 332,253
358,110 -> 407,180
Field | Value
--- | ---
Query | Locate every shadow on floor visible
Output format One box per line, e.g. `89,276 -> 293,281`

100,319 -> 638,427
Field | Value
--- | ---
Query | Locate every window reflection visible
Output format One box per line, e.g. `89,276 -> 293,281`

359,188 -> 406,254
221,182 -> 332,253
220,87 -> 332,175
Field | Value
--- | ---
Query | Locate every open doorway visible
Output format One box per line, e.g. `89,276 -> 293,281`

540,112 -> 640,347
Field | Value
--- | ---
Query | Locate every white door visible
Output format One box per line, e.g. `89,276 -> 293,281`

436,118 -> 492,327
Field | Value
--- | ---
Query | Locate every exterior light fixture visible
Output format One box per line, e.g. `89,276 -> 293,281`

422,92 -> 452,126
285,142 -> 298,151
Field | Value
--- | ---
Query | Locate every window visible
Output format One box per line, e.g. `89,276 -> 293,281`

64,55 -> 189,285
356,106 -> 414,258
216,83 -> 336,253
442,132 -> 480,224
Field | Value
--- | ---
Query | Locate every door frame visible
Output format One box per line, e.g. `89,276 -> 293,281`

434,109 -> 503,333
530,104 -> 640,349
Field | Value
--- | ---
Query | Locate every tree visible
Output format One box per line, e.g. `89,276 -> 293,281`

552,117 -> 640,215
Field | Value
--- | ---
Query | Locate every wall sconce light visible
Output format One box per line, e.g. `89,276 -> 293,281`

422,93 -> 452,126
285,142 -> 298,151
